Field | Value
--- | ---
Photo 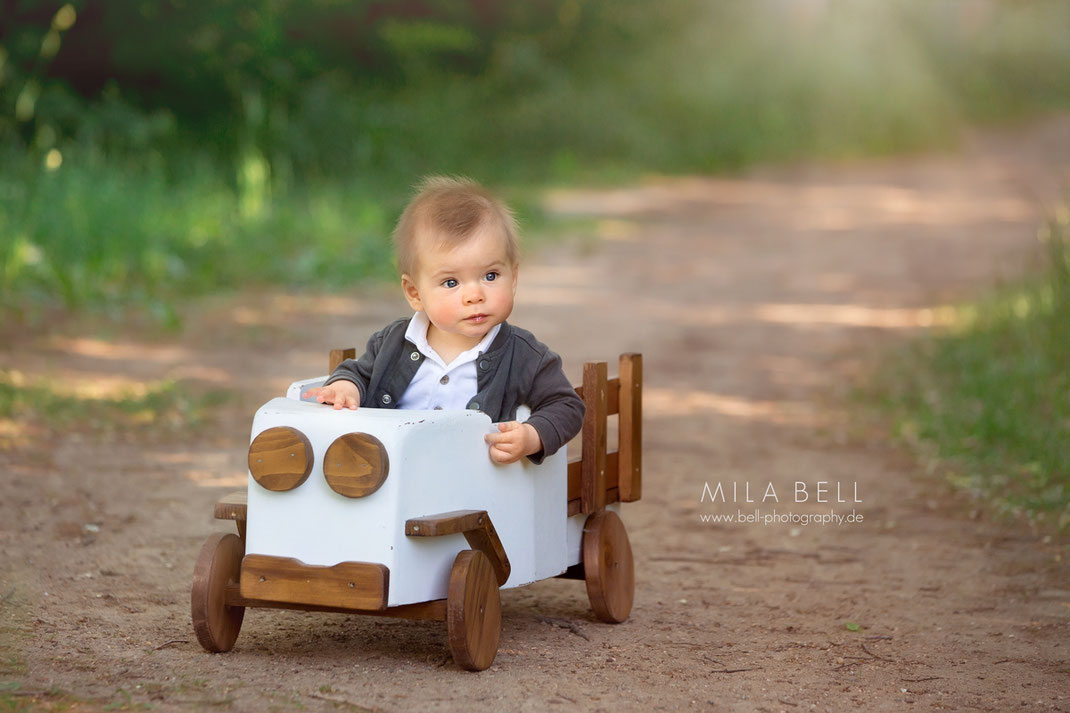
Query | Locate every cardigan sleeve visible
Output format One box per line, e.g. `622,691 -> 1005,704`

523,349 -> 586,463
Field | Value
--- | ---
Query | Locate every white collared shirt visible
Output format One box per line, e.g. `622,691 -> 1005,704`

397,311 -> 501,411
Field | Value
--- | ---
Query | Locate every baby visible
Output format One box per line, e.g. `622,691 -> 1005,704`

303,176 -> 585,465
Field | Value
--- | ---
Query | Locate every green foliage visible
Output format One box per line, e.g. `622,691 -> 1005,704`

2,1 -> 1070,319
877,212 -> 1070,529
0,147 -> 398,319
5,1 -> 1069,177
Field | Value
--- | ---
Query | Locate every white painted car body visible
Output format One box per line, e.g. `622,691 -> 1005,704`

242,378 -> 614,607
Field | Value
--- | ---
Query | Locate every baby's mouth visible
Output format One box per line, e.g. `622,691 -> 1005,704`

466,314 -> 489,323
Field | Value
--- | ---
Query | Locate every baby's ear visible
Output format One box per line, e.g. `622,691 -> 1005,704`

401,274 -> 422,310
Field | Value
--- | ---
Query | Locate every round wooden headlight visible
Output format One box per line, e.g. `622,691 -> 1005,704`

323,432 -> 389,498
248,426 -> 314,491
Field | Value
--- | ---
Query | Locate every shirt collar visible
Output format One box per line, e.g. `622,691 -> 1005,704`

404,311 -> 502,370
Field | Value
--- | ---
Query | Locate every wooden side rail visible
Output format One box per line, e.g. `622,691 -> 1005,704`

575,378 -> 621,414
405,510 -> 511,586
565,454 -> 619,516
570,353 -> 643,514
580,362 -> 608,513
329,348 -> 357,373
618,353 -> 642,502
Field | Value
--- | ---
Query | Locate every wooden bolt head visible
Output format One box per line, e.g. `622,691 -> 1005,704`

323,432 -> 389,498
248,426 -> 314,492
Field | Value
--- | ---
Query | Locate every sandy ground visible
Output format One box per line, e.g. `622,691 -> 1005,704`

2,115 -> 1070,712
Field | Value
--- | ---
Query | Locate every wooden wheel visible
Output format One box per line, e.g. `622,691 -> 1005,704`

582,509 -> 634,623
446,549 -> 501,671
191,532 -> 246,653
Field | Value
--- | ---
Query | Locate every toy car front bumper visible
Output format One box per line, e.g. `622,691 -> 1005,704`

239,554 -> 389,611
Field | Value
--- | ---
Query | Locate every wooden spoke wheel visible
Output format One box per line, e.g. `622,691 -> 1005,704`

446,549 -> 501,671
582,509 -> 635,623
191,532 -> 246,653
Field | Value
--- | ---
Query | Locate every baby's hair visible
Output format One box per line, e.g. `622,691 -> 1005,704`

393,175 -> 519,276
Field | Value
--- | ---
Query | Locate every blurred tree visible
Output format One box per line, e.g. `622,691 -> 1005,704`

0,0 -> 658,176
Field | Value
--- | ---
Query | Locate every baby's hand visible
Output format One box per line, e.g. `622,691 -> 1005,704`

484,421 -> 542,465
302,381 -> 360,410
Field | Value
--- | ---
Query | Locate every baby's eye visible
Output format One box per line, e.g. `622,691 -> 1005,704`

443,278 -> 458,288
484,271 -> 498,282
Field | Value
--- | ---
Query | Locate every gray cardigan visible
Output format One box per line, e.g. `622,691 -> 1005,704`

325,319 -> 585,462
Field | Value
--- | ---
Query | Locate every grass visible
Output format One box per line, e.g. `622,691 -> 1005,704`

874,211 -> 1070,530
0,693 -> 33,713
0,368 -> 226,437
0,150 -> 399,326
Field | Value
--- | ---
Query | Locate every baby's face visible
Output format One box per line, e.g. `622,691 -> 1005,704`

401,225 -> 518,351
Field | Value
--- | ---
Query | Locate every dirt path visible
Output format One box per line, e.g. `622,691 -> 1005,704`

3,116 -> 1070,712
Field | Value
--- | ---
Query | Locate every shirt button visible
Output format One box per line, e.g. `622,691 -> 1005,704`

381,394 -> 392,405
439,375 -> 449,385
468,401 -> 479,410
478,359 -> 489,370
410,351 -> 420,361
433,406 -> 443,410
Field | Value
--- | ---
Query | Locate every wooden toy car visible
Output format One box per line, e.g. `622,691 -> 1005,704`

191,350 -> 642,670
